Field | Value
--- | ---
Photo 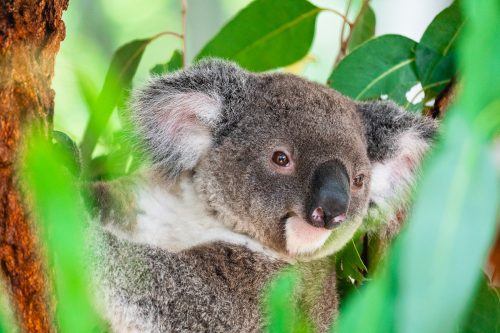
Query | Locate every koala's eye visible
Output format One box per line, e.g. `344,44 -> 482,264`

353,174 -> 365,188
272,151 -> 290,167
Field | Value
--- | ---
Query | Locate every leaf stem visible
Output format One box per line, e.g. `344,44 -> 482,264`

181,0 -> 188,67
154,31 -> 184,41
320,8 -> 353,26
334,0 -> 370,67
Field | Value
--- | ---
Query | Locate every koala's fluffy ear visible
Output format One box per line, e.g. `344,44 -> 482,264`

356,101 -> 438,212
131,59 -> 248,177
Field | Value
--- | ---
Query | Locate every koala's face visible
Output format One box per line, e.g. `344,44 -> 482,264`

194,74 -> 372,257
133,60 -> 436,260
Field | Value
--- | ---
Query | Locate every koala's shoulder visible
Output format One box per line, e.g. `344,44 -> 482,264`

93,230 -> 285,332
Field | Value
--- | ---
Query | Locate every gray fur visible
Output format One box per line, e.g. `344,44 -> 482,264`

90,59 -> 437,332
357,100 -> 437,162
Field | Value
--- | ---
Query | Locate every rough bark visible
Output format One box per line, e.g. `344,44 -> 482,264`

0,1 -> 68,332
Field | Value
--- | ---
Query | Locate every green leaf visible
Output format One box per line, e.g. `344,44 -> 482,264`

22,133 -> 106,333
80,38 -> 153,163
150,50 -> 184,75
263,269 -> 313,333
398,115 -> 499,333
87,129 -> 142,181
334,0 -> 500,332
406,101 -> 424,113
335,244 -> 401,333
75,69 -> 99,116
416,1 -> 463,96
347,6 -> 376,52
336,239 -> 367,284
329,35 -> 418,105
0,283 -> 17,333
459,275 -> 500,333
52,130 -> 82,178
196,0 -> 320,71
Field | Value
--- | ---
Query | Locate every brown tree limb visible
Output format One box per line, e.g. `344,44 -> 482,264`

0,1 -> 68,332
429,78 -> 458,118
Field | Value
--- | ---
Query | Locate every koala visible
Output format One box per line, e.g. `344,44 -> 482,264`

89,59 -> 437,333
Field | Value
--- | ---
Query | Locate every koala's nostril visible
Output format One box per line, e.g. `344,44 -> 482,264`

333,213 -> 346,224
311,207 -> 325,225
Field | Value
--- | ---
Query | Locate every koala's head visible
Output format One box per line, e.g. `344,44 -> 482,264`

132,59 -> 436,260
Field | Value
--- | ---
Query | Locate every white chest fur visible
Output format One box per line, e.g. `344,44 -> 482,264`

104,177 -> 281,259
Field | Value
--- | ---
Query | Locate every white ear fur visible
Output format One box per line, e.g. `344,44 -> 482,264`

133,90 -> 222,175
370,129 -> 430,211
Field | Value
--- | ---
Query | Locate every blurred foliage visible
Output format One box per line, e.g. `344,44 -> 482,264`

150,49 -> 184,75
460,274 -> 500,333
0,282 -> 17,333
21,132 -> 106,332
263,269 -> 315,333
334,1 -> 500,333
9,0 -> 498,332
80,37 -> 157,163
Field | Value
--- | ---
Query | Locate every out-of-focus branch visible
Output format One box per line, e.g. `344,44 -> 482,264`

334,0 -> 370,66
181,0 -> 188,67
429,78 -> 459,118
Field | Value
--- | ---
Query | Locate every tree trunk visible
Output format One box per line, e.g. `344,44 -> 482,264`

0,1 -> 68,332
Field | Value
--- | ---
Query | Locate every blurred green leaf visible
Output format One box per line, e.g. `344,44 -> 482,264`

75,69 -> 99,116
22,133 -> 105,333
52,130 -> 82,178
87,129 -> 141,181
150,50 -> 183,75
398,116 -> 498,333
459,275 -> 500,333
263,269 -> 313,333
196,0 -> 320,71
80,38 -> 153,164
334,245 -> 401,333
347,6 -> 376,52
334,0 -> 500,332
329,35 -> 418,105
416,1 -> 463,96
0,282 -> 17,333
88,151 -> 131,181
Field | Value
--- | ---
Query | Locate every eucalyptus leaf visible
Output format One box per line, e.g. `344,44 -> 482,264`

335,244 -> 401,333
52,130 -> 82,178
22,135 -> 106,333
75,70 -> 99,116
263,269 -> 313,333
329,35 -> 418,105
334,1 -> 500,332
80,38 -> 153,163
398,116 -> 499,333
416,1 -> 463,96
459,275 -> 500,333
196,0 -> 320,71
336,239 -> 367,284
347,6 -> 376,52
150,50 -> 184,75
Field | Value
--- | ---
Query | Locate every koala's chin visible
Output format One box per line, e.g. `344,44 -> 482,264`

89,59 -> 437,333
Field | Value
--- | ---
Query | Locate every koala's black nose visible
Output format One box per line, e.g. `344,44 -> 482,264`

306,160 -> 350,229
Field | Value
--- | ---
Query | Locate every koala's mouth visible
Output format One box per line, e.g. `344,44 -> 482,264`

283,213 -> 333,255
